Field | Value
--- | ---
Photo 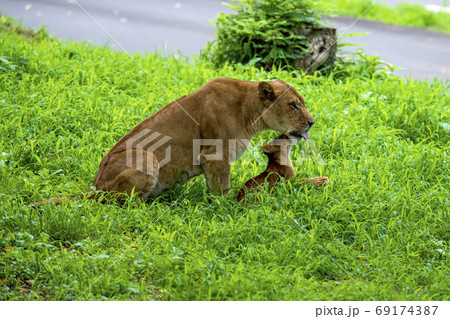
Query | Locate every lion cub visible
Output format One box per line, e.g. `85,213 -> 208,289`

236,135 -> 329,202
236,134 -> 295,202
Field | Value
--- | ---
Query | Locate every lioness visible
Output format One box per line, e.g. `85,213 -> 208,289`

34,78 -> 315,205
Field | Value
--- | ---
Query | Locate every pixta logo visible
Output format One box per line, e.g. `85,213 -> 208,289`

126,129 -> 172,176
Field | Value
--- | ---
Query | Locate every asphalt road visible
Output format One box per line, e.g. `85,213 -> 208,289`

1,0 -> 449,81
329,17 -> 450,80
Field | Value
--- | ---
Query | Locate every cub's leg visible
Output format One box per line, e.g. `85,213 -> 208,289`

93,149 -> 160,201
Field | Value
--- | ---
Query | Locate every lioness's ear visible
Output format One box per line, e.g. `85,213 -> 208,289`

262,144 -> 276,154
258,81 -> 276,102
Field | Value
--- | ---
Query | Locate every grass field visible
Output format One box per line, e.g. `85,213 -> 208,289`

323,0 -> 450,34
0,16 -> 449,300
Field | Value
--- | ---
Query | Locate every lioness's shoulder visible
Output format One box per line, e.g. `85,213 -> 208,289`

202,78 -> 257,89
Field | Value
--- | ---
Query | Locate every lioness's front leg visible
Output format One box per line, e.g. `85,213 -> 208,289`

202,161 -> 230,195
200,146 -> 230,195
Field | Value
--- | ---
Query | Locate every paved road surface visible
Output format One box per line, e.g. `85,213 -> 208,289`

1,0 -> 230,55
329,17 -> 450,80
1,0 -> 449,81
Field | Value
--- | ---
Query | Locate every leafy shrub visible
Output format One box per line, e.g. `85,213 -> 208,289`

204,0 -> 327,69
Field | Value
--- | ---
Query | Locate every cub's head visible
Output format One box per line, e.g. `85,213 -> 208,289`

261,134 -> 294,166
258,80 -> 315,140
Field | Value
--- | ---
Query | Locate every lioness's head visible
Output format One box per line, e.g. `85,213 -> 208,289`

258,80 -> 315,140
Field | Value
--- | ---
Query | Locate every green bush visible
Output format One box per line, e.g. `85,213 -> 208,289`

204,0 -> 327,69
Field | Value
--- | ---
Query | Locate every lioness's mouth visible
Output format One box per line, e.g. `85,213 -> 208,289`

289,131 -> 309,140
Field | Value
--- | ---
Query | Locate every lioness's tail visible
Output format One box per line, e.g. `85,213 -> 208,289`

29,190 -> 97,208
297,176 -> 329,188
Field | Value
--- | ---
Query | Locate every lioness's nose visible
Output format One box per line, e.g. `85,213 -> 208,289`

307,121 -> 315,129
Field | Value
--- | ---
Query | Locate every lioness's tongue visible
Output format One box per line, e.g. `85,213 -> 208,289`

300,132 -> 309,140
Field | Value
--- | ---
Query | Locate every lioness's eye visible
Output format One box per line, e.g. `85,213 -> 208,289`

290,103 -> 298,110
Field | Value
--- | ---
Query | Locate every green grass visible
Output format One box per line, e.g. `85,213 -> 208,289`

0,15 -> 449,300
323,0 -> 450,34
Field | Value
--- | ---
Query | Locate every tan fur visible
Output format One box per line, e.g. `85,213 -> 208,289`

236,134 -> 295,202
33,78 -> 315,206
298,176 -> 329,188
